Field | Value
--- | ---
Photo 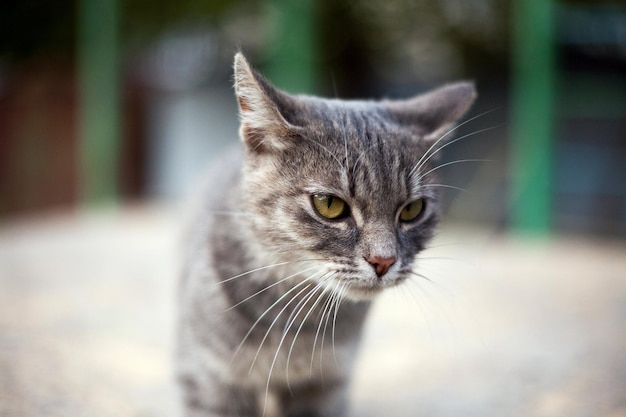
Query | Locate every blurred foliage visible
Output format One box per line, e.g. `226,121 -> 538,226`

317,0 -> 509,96
121,0 -> 257,42
0,1 -> 76,61
0,0 -> 256,63
0,0 -> 512,98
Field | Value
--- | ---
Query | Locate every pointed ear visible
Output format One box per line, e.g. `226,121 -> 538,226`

385,82 -> 477,143
233,53 -> 297,152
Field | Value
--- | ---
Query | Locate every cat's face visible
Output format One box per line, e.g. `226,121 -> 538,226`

234,54 -> 476,301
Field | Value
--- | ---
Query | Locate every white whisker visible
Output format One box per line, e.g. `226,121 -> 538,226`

407,274 -> 461,348
409,270 -> 451,296
342,119 -> 349,174
408,125 -> 498,179
413,158 -> 491,185
230,276 -> 314,368
319,281 -> 343,381
407,108 -> 497,179
225,265 -> 320,311
285,275 -> 333,393
264,277 -> 328,413
310,277 -> 337,377
421,183 -> 470,193
398,280 -> 441,340
282,277 -> 325,336
216,259 -> 323,285
216,262 -> 292,285
436,108 -> 497,142
248,278 -> 318,373
331,283 -> 347,366
397,279 -> 434,339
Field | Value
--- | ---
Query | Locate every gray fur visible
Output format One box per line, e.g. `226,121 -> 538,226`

178,53 -> 476,417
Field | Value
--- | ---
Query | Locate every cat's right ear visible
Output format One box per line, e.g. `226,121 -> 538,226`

233,53 -> 296,152
385,82 -> 477,144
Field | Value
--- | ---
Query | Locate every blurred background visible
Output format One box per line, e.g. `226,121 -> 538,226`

1,1 -> 626,417
0,0 -> 624,236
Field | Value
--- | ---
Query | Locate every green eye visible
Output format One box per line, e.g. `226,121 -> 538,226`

312,195 -> 349,220
399,199 -> 424,222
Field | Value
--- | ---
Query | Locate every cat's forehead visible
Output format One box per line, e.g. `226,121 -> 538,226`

282,118 -> 428,215
294,98 -> 422,155
246,95 -> 435,212
288,98 -> 426,171
301,98 -> 399,135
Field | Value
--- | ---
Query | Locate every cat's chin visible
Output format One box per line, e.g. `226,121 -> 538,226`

342,286 -> 384,302
341,279 -> 403,301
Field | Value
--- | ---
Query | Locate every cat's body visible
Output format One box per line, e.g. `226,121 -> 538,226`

178,53 -> 476,417
179,148 -> 369,416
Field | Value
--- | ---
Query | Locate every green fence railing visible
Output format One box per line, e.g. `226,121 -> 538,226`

510,0 -> 556,233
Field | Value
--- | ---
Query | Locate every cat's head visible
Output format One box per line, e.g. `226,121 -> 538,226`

233,53 -> 476,301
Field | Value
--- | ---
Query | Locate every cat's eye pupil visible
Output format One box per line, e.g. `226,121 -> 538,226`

399,199 -> 425,222
312,194 -> 348,220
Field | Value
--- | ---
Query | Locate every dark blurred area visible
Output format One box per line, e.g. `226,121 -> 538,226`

0,0 -> 624,237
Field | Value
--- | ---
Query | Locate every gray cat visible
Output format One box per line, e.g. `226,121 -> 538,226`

178,53 -> 476,417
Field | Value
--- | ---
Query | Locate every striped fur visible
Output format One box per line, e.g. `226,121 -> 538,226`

178,53 -> 476,416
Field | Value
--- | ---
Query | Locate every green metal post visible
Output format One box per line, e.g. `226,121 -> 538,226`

78,0 -> 120,205
265,0 -> 316,94
510,0 -> 556,233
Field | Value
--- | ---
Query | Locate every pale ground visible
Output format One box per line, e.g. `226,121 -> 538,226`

0,205 -> 624,417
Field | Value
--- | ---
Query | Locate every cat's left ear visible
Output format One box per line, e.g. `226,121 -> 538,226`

385,82 -> 477,143
233,53 -> 299,152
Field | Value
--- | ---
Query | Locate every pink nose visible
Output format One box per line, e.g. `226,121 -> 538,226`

366,256 -> 396,277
